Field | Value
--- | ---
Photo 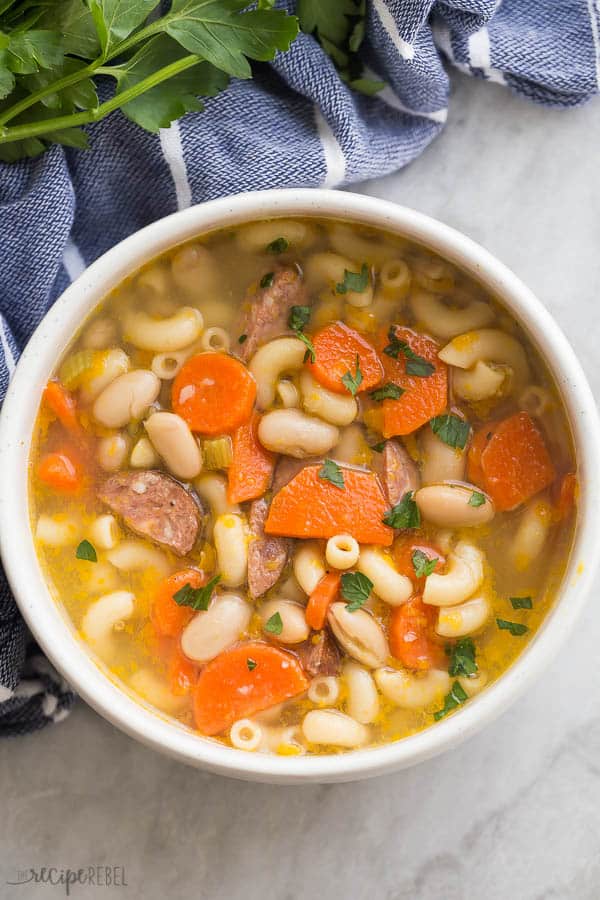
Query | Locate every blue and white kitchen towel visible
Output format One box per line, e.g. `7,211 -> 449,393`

1,0 -> 598,735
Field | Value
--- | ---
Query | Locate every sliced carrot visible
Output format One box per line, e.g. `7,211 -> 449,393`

227,411 -> 275,504
172,353 -> 257,436
36,448 -> 83,494
552,471 -> 577,521
309,321 -> 384,395
467,412 -> 556,511
392,534 -> 445,591
265,465 -> 393,545
169,646 -> 198,696
152,568 -> 206,638
193,642 -> 309,736
43,380 -> 81,435
377,326 -> 447,437
305,572 -> 341,631
389,596 -> 446,671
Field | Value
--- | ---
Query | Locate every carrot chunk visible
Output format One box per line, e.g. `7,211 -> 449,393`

43,380 -> 81,435
552,471 -> 577,521
377,326 -> 447,436
392,534 -> 445,591
467,412 -> 556,511
168,646 -> 198,696
152,569 -> 206,638
227,411 -> 275,504
193,642 -> 309,736
305,572 -> 341,630
36,448 -> 83,494
389,596 -> 445,671
309,321 -> 384,394
265,465 -> 394,545
172,353 -> 256,435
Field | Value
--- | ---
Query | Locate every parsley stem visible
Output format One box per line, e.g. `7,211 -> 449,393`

0,55 -> 200,144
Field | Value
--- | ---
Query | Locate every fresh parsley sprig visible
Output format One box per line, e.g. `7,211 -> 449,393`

340,571 -> 373,612
173,574 -> 220,611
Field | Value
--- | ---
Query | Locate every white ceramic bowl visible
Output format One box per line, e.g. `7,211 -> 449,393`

1,189 -> 598,783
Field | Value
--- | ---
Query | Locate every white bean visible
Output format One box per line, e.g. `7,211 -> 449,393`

97,432 -> 131,472
129,435 -> 160,468
375,667 -> 451,710
144,411 -> 203,480
326,534 -> 359,570
181,592 -> 251,663
420,426 -> 467,485
106,540 -> 170,576
327,602 -> 389,668
93,369 -> 160,428
258,408 -> 339,458
293,541 -> 326,595
88,514 -> 120,550
213,514 -> 248,587
79,348 -> 130,403
343,661 -> 379,724
260,599 -> 309,645
302,709 -> 370,748
415,482 -> 494,527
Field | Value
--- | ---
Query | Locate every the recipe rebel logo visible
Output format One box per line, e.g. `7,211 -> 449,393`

6,866 -> 128,896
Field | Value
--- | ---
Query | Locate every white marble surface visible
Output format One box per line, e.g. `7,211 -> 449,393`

3,73 -> 600,900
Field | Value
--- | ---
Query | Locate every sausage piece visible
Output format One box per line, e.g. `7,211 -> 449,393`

237,267 -> 307,362
248,498 -> 291,599
98,470 -> 202,557
294,629 -> 341,677
373,439 -> 420,507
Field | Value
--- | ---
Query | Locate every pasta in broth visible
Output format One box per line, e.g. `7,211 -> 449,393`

30,218 -> 577,755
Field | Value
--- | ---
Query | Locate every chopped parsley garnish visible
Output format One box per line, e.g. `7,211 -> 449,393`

265,612 -> 283,635
496,618 -> 529,636
434,681 -> 469,721
335,263 -> 369,294
447,637 -> 478,677
412,548 -> 438,578
246,657 -> 257,671
238,333 -> 248,344
173,575 -> 221,611
266,237 -> 289,254
383,327 -> 435,377
382,491 -> 421,529
75,540 -> 97,563
430,414 -> 470,450
369,382 -> 404,402
468,491 -> 486,507
371,441 -> 386,453
318,459 -> 345,490
510,596 -> 533,610
341,572 -> 373,612
341,354 -> 363,396
260,272 -> 274,289
297,331 -> 316,364
288,305 -> 311,332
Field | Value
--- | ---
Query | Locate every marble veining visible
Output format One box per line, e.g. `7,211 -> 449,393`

2,73 -> 600,899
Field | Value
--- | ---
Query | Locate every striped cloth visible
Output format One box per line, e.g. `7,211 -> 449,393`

1,0 -> 598,735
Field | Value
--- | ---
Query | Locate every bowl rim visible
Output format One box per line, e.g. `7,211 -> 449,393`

1,188 -> 598,783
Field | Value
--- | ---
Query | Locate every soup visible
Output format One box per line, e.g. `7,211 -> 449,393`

29,217 -> 577,755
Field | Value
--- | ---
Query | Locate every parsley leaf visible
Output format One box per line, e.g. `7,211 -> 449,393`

468,491 -> 486,508
383,327 -> 435,377
246,657 -> 257,671
447,638 -> 478,677
510,596 -> 533,610
266,236 -> 289,254
412,548 -> 438,578
496,618 -> 529,636
371,441 -> 386,453
288,305 -> 311,332
265,611 -> 283,635
173,574 -> 220,611
238,333 -> 247,344
296,331 -> 316,364
434,681 -> 469,721
341,354 -> 363,396
383,491 -> 421,529
369,382 -> 404,402
340,571 -> 373,612
430,414 -> 470,450
260,271 -> 274,288
75,539 -> 97,563
318,458 -> 345,490
336,263 -> 369,294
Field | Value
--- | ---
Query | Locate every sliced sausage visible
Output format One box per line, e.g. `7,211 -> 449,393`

373,439 -> 420,507
237,267 -> 307,362
98,470 -> 202,557
248,498 -> 291,599
294,629 -> 341,677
